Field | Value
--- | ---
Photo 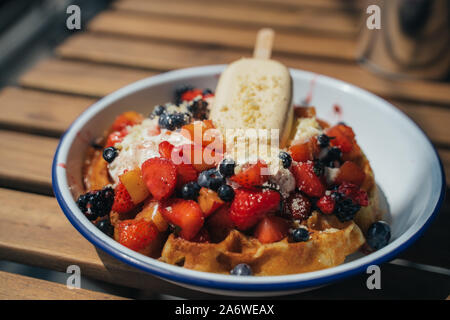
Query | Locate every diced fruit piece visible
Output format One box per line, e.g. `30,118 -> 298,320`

115,219 -> 158,252
317,194 -> 335,214
158,141 -> 175,160
283,192 -> 311,221
207,205 -> 234,231
335,161 -> 366,186
162,199 -> 204,240
141,157 -> 177,200
105,129 -> 127,148
288,137 -> 319,162
179,144 -> 222,172
176,163 -> 198,188
190,228 -> 210,243
112,182 -> 135,213
230,188 -> 281,230
230,160 -> 269,188
119,167 -> 150,204
293,106 -> 316,118
254,216 -> 289,244
111,111 -> 143,132
197,187 -> 224,217
136,200 -> 168,232
326,124 -> 356,153
181,120 -> 218,147
337,182 -> 369,206
291,162 -> 326,197
181,88 -> 203,102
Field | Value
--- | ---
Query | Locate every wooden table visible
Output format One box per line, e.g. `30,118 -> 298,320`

0,0 -> 449,300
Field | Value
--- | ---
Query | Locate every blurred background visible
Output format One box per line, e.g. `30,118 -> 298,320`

0,0 -> 448,300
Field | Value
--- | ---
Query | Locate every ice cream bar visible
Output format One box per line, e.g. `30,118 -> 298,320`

210,28 -> 294,148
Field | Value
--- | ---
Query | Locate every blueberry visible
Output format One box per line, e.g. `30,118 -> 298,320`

170,112 -> 190,128
366,221 -> 391,250
279,151 -> 292,169
219,158 -> 235,177
334,198 -> 360,222
317,134 -> 332,148
313,159 -> 325,176
217,184 -> 235,202
76,187 -> 114,221
153,105 -> 166,116
319,146 -> 342,166
158,113 -> 174,130
292,228 -> 310,242
103,147 -> 118,163
181,182 -> 201,200
202,88 -> 213,95
197,169 -> 225,191
230,263 -> 252,276
96,219 -> 114,237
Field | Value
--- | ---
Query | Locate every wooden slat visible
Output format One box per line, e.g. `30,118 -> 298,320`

439,149 -> 450,184
56,33 -> 450,105
113,0 -> 359,36
0,187 -> 448,299
0,87 -> 95,136
0,188 -> 226,298
88,11 -> 357,61
19,59 -> 156,98
238,0 -> 363,10
0,130 -> 57,194
0,271 -> 127,300
2,84 -> 450,149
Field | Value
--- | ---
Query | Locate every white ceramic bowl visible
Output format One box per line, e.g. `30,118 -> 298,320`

52,65 -> 445,296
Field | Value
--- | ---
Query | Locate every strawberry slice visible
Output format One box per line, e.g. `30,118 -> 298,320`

291,162 -> 326,197
105,129 -> 128,148
337,182 -> 369,206
141,157 -> 177,200
115,219 -> 158,252
190,228 -> 210,243
158,141 -> 175,160
111,111 -> 143,132
230,188 -> 281,230
283,192 -> 312,221
335,161 -> 366,187
162,199 -> 204,240
316,194 -> 335,214
254,216 -> 289,244
181,89 -> 203,102
230,160 -> 269,188
112,182 -> 135,213
326,124 -> 355,153
288,137 -> 319,163
158,142 -> 198,187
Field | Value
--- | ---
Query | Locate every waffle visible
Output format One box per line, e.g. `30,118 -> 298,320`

160,212 -> 365,275
82,126 -> 382,275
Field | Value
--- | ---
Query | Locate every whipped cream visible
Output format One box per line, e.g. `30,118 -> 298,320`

108,118 -> 191,183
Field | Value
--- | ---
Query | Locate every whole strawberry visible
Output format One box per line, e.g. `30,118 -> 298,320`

230,188 -> 281,230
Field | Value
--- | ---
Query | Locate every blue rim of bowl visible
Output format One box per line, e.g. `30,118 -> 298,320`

52,67 -> 446,292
